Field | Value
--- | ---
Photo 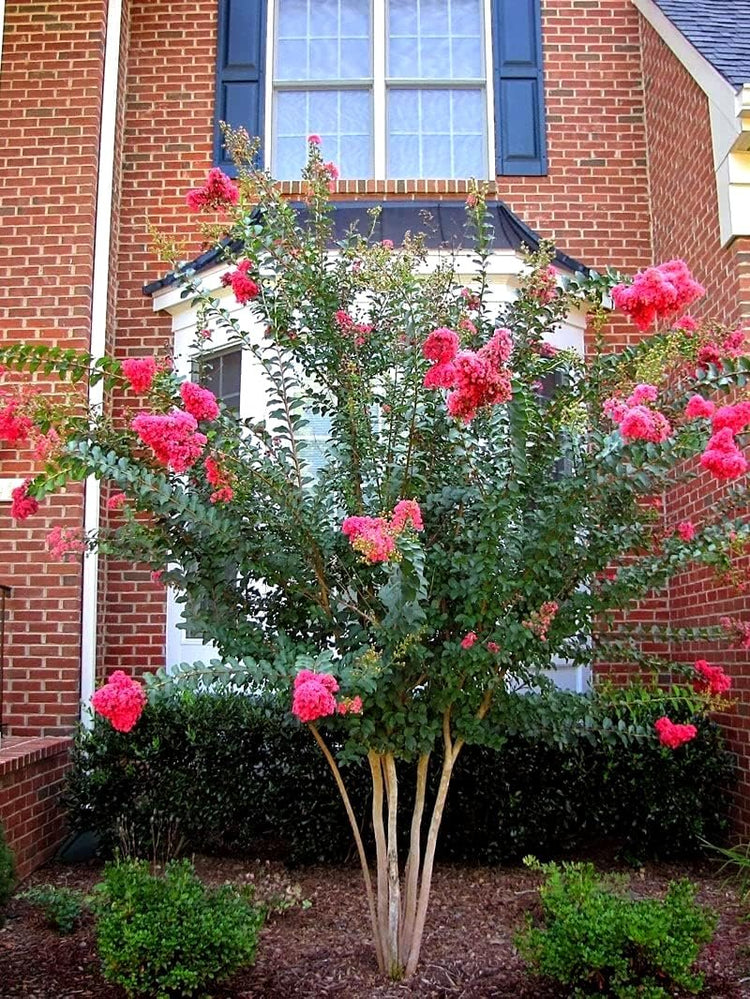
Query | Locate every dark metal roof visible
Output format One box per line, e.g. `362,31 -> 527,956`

653,0 -> 750,89
143,200 -> 587,297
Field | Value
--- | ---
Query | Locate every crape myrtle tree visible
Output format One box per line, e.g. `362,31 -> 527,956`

0,136 -> 745,978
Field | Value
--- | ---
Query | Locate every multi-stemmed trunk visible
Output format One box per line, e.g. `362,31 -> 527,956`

310,708 -> 466,979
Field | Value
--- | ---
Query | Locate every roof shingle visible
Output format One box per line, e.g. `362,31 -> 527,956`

652,0 -> 750,89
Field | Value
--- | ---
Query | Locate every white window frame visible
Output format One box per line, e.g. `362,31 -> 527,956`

264,0 -> 497,181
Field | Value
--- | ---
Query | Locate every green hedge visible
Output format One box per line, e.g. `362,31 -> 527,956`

64,690 -> 735,865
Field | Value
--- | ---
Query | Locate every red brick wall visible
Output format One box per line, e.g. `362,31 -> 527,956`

0,1 -> 108,733
640,16 -> 750,835
0,737 -> 72,880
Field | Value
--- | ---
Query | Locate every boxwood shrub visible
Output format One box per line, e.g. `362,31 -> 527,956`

64,688 -> 734,865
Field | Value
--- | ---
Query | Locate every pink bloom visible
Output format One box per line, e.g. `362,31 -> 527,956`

46,525 -> 86,562
458,317 -> 477,334
523,601 -> 559,642
308,134 -> 321,145
292,670 -> 339,723
654,716 -> 698,749
91,670 -> 147,732
603,396 -> 628,424
619,405 -> 672,443
697,343 -> 722,367
151,570 -> 163,584
342,515 -> 396,563
423,327 -> 460,365
700,427 -> 748,480
676,520 -> 696,541
10,480 -> 38,520
626,383 -> 658,407
535,342 -> 559,358
461,632 -> 477,649
337,695 -> 364,716
424,361 -> 457,390
676,314 -> 698,332
324,161 -> 339,180
221,259 -> 259,305
32,428 -> 61,461
711,402 -> 750,434
122,357 -> 157,394
612,260 -> 705,332
185,168 -> 239,212
483,328 -> 514,365
692,659 -> 731,697
720,615 -> 750,649
390,499 -> 424,533
180,382 -> 220,422
446,348 -> 512,423
486,641 -> 500,654
685,394 -> 715,420
0,397 -> 32,444
107,492 -> 127,510
723,327 -> 747,356
381,239 -> 394,250
204,455 -> 234,503
131,410 -> 207,473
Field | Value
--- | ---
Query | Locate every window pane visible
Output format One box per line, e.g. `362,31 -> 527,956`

193,348 -> 242,413
388,0 -> 483,80
276,0 -> 371,81
274,89 -> 372,179
387,88 -> 486,178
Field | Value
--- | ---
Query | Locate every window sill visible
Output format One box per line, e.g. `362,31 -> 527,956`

276,179 -> 495,198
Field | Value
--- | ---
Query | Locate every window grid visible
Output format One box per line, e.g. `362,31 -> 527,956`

270,0 -> 491,181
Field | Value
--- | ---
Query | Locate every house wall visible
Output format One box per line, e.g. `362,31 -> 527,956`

0,1 -> 109,735
640,16 -> 750,835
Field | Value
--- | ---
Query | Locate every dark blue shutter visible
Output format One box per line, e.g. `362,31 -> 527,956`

492,0 -> 547,176
213,0 -> 267,174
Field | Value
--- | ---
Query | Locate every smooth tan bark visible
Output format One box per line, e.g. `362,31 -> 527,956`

383,753 -> 403,977
311,727 -> 385,973
400,751 -> 430,963
368,750 -> 389,970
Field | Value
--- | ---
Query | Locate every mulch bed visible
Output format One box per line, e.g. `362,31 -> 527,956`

0,855 -> 748,998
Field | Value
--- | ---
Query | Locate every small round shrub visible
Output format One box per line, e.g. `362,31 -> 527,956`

92,858 -> 264,998
516,859 -> 716,998
17,885 -> 85,934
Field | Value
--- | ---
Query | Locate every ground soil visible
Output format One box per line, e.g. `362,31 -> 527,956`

0,855 -> 748,998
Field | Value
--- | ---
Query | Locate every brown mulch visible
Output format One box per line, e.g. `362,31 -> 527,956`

0,855 -> 748,998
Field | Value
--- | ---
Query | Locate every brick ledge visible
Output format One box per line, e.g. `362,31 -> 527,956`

0,736 -> 72,777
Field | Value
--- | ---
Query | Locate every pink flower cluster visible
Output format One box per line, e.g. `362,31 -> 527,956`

720,615 -> 750,649
180,382 -> 220,422
205,454 -> 234,504
221,259 -> 259,305
46,525 -> 86,562
612,260 -> 705,332
107,491 -> 127,510
685,394 -> 715,420
0,396 -> 32,444
692,659 -> 731,697
91,670 -> 147,732
291,670 -> 363,723
131,410 -> 207,473
527,264 -> 559,304
342,499 -> 423,564
676,520 -> 696,541
523,600 -> 559,642
122,357 -> 157,394
604,384 -> 672,444
32,427 -> 61,462
654,716 -> 697,749
334,309 -> 373,347
700,427 -> 748,480
10,480 -> 38,520
185,168 -> 240,212
461,632 -> 477,649
422,327 -> 513,423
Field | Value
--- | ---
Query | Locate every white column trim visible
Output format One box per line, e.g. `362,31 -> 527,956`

80,0 -> 124,721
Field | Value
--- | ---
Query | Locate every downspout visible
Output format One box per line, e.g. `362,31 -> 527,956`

80,0 -> 123,720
